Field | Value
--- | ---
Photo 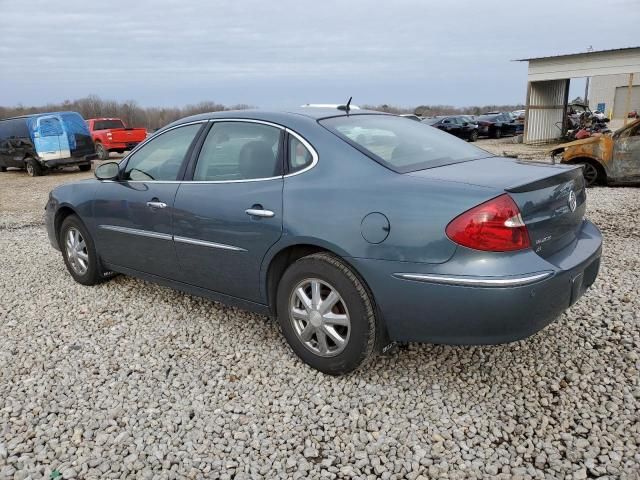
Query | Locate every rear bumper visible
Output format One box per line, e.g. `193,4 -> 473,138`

350,220 -> 602,344
43,154 -> 97,168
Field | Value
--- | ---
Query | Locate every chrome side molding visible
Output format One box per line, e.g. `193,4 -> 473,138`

98,225 -> 173,241
393,271 -> 554,287
173,236 -> 246,252
98,225 -> 246,252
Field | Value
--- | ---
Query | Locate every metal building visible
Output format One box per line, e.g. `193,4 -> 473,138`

517,47 -> 640,144
588,73 -> 640,118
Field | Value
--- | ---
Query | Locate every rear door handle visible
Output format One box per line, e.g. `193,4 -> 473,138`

146,201 -> 167,209
245,208 -> 275,218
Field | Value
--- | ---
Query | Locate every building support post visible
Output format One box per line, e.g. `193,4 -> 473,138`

523,81 -> 531,144
624,73 -> 634,125
562,78 -> 570,145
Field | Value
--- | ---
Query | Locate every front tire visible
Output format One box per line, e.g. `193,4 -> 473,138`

469,130 -> 478,142
493,128 -> 502,139
59,215 -> 104,286
276,253 -> 378,375
78,163 -> 91,172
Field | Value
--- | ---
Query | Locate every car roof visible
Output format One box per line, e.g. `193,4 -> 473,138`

0,111 -> 82,121
167,108 -> 391,130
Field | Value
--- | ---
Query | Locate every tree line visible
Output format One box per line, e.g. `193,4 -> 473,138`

0,95 -> 526,130
363,103 -> 525,117
0,96 -> 251,131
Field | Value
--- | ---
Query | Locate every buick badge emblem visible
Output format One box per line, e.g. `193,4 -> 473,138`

568,190 -> 577,212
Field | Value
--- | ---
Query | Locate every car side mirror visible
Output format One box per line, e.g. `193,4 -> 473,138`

95,162 -> 120,180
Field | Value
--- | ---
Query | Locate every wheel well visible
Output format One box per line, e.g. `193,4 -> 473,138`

565,157 -> 607,184
54,206 -> 77,244
265,244 -> 391,348
266,245 -> 327,314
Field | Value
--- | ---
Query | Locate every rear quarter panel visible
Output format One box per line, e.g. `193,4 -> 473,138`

275,124 -> 502,265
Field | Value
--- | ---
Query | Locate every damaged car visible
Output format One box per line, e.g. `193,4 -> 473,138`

551,119 -> 640,186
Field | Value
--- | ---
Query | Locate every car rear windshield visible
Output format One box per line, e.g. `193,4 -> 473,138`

320,114 -> 491,173
421,117 -> 440,125
93,119 -> 125,130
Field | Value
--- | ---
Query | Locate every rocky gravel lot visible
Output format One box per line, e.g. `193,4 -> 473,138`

0,159 -> 639,479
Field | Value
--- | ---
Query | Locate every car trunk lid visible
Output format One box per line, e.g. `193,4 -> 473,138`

408,157 -> 586,258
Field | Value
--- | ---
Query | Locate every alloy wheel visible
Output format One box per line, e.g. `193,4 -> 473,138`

65,227 -> 89,275
582,163 -> 599,186
289,278 -> 351,357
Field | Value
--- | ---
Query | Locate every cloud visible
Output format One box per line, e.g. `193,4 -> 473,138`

0,0 -> 638,107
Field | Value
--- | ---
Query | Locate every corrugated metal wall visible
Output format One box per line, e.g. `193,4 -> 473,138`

524,80 -> 568,144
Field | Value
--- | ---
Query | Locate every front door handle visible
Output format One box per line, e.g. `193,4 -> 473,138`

245,208 -> 275,218
146,201 -> 167,209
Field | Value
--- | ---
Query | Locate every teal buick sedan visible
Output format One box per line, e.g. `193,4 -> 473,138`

45,106 -> 602,374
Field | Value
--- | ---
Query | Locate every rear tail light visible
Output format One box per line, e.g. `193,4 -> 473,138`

446,194 -> 530,252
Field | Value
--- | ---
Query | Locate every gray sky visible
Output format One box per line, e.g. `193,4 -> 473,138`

1,0 -> 638,108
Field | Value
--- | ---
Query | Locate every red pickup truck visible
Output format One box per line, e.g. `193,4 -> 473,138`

86,118 -> 147,160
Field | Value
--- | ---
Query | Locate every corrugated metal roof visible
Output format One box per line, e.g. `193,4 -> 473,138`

515,46 -> 640,62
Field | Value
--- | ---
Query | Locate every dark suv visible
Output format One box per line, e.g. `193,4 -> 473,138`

0,112 -> 96,176
422,115 -> 479,142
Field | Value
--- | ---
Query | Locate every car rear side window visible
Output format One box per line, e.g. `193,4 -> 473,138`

123,124 -> 201,181
193,122 -> 282,181
321,114 -> 490,173
288,135 -> 313,173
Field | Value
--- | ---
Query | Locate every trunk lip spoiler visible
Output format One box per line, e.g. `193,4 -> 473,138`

505,165 -> 583,193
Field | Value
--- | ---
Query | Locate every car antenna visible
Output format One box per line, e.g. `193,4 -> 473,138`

338,97 -> 353,114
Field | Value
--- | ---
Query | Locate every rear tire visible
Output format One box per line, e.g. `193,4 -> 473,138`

25,158 -> 43,177
469,130 -> 478,142
95,143 -> 109,160
276,253 -> 378,375
493,128 -> 502,139
59,215 -> 105,286
0,166 -> 6,172
79,163 -> 91,172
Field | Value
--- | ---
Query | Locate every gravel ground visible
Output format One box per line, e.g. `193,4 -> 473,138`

0,166 -> 639,479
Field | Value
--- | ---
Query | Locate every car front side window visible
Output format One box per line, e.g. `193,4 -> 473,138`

123,124 -> 201,181
193,122 -> 282,181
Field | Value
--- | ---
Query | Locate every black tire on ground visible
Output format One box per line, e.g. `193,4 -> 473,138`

0,166 -> 6,172
25,158 -> 43,177
580,161 -> 604,187
493,128 -> 502,139
59,215 -> 105,286
469,130 -> 478,142
95,143 -> 109,160
276,252 -> 378,375
78,163 -> 91,172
